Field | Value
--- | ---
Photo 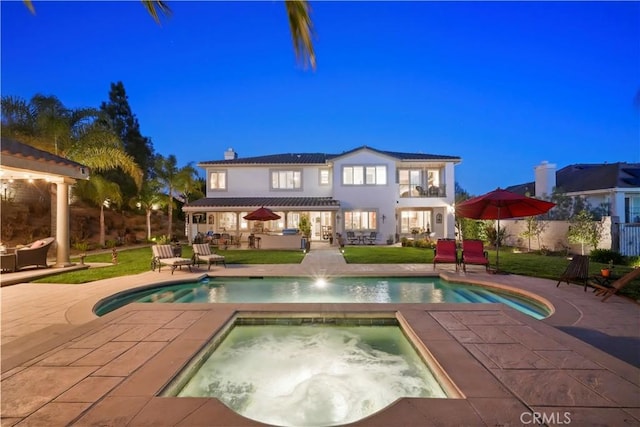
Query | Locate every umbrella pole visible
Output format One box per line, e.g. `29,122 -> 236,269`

496,217 -> 500,272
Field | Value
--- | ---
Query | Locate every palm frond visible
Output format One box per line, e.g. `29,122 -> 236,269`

285,0 -> 316,70
142,0 -> 172,24
22,0 -> 35,14
69,146 -> 143,189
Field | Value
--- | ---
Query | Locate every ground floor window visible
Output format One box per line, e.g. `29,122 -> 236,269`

345,211 -> 377,230
400,210 -> 432,234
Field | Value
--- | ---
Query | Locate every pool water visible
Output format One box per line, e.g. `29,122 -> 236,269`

95,277 -> 550,319
167,323 -> 448,426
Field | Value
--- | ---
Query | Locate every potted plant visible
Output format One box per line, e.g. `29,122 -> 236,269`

299,214 -> 312,251
601,260 -> 614,278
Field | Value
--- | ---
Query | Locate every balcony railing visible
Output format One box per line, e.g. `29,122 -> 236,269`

399,184 -> 447,198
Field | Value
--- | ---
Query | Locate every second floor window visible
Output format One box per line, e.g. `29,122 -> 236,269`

319,168 -> 330,185
342,165 -> 387,185
272,170 -> 301,189
209,171 -> 227,190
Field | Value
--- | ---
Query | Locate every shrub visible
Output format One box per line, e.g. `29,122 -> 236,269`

626,256 -> 640,268
589,249 -> 624,265
73,241 -> 89,252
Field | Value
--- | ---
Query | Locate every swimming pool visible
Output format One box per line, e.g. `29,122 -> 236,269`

95,276 -> 551,319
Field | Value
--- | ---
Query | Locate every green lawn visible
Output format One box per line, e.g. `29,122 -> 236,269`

34,245 -> 640,301
34,246 -> 305,284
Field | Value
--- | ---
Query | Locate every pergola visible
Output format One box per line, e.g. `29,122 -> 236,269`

0,138 -> 90,267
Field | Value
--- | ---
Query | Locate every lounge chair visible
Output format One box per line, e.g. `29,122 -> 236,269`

433,239 -> 458,271
151,244 -> 193,274
556,255 -> 590,291
591,267 -> 640,302
15,237 -> 55,271
192,243 -> 226,270
461,240 -> 490,272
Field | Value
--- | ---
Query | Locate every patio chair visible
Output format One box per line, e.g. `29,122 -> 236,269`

192,243 -> 226,270
364,231 -> 377,245
151,244 -> 193,275
15,237 -> 55,271
346,231 -> 359,245
556,255 -> 590,291
461,240 -> 490,272
591,267 -> 640,302
433,239 -> 458,271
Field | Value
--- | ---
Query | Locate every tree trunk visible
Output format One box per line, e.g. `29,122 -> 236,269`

146,209 -> 152,240
99,205 -> 105,247
167,198 -> 173,239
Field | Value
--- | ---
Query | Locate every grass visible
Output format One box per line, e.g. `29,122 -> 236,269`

34,244 -> 640,301
34,246 -> 305,284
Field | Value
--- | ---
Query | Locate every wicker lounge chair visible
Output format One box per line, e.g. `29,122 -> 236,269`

15,237 -> 55,271
192,243 -> 226,270
461,240 -> 489,272
151,244 -> 193,274
556,255 -> 590,291
433,239 -> 458,271
591,267 -> 640,302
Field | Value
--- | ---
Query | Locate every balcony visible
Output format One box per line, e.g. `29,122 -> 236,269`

399,184 -> 447,198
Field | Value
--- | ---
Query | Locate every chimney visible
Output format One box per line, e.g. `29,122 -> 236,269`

224,148 -> 237,160
534,160 -> 556,198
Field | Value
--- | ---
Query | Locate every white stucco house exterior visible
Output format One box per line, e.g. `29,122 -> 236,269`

183,146 -> 461,246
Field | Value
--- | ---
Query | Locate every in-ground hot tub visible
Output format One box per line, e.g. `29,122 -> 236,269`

161,313 -> 462,427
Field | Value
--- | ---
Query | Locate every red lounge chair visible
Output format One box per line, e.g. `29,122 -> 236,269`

433,239 -> 458,271
461,240 -> 490,272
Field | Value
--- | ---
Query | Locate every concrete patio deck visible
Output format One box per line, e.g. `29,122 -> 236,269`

1,244 -> 639,426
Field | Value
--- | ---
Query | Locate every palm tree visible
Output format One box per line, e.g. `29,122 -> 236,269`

155,155 -> 199,239
130,180 -> 165,240
77,176 -> 123,247
23,0 -> 316,70
2,95 -> 143,189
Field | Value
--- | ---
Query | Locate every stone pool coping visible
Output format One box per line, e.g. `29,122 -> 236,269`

2,302 -> 639,426
2,247 -> 639,425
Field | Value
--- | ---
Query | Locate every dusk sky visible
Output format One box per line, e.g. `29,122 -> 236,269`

2,1 -> 638,196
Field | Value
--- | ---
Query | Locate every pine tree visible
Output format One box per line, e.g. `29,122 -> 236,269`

100,82 -> 155,202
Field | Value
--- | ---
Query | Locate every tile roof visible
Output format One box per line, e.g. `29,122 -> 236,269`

184,197 -> 340,210
506,162 -> 640,195
199,145 -> 460,165
1,137 -> 89,179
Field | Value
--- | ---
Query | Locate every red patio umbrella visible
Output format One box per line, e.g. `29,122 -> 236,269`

243,207 -> 281,221
455,188 -> 555,272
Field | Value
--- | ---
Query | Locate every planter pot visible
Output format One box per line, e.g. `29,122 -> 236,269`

601,269 -> 610,278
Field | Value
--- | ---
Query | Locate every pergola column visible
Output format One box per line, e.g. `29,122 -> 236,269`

54,180 -> 73,267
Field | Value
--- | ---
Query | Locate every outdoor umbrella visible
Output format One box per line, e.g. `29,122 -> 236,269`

243,207 -> 281,221
455,188 -> 556,272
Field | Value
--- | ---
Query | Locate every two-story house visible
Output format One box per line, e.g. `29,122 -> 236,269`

183,146 -> 461,246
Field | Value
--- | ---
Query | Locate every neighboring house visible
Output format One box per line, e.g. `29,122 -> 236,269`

183,146 -> 461,245
506,160 -> 640,255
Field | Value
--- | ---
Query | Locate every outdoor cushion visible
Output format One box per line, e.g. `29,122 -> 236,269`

31,240 -> 46,249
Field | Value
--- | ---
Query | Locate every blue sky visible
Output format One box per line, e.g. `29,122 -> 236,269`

2,1 -> 638,196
